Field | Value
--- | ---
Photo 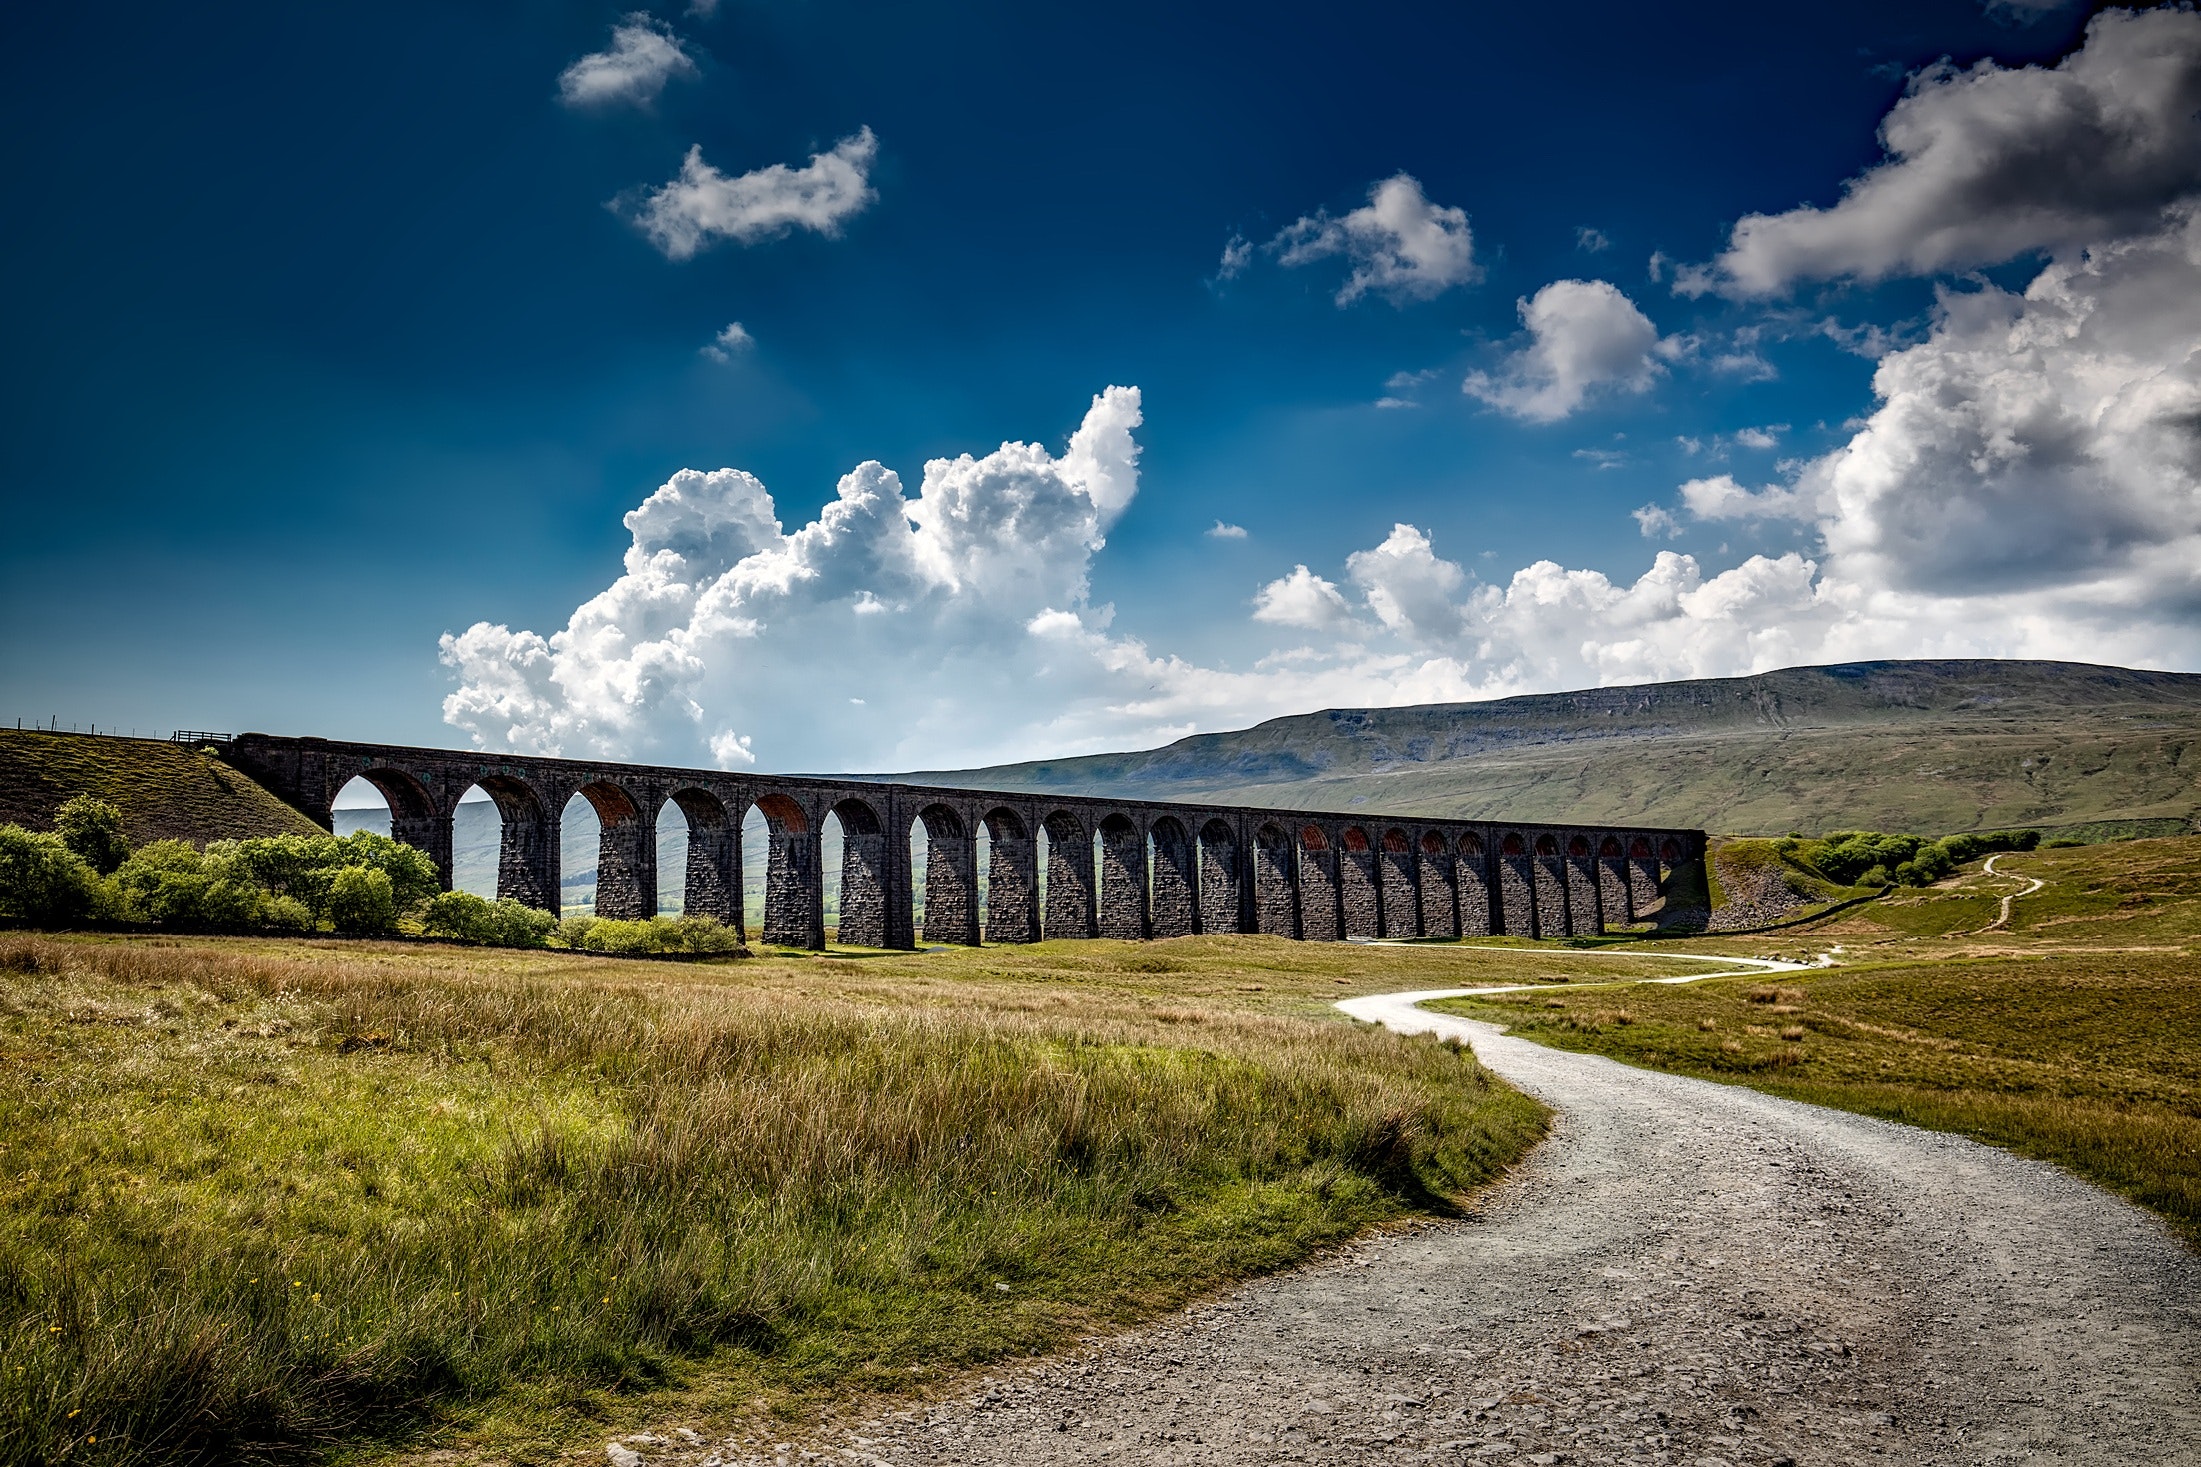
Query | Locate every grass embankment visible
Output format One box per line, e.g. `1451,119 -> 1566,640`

0,731 -> 317,846
0,933 -> 1548,1467
1432,835 -> 2201,1248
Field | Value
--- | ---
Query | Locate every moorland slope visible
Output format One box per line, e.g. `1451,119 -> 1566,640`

907,659 -> 2201,837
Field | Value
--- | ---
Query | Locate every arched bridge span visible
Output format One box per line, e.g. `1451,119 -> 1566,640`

225,733 -> 1705,951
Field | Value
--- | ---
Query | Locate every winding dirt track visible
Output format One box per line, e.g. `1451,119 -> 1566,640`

698,985 -> 2201,1467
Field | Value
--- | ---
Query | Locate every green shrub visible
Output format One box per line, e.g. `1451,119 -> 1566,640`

52,795 -> 130,874
115,842 -> 286,932
0,825 -> 114,925
578,918 -> 661,955
1779,827 -> 2041,888
555,914 -> 597,949
422,891 -> 556,948
571,914 -> 741,955
224,831 -> 439,918
325,866 -> 397,935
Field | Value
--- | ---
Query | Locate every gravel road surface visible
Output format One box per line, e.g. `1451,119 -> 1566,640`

651,990 -> 2200,1467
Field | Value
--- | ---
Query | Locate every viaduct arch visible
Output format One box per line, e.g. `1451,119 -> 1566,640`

227,733 -> 1706,952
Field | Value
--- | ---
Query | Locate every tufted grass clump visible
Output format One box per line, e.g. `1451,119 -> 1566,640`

0,931 -> 1543,1466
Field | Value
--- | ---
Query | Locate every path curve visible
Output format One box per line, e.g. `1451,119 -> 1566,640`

694,969 -> 2199,1467
1982,853 -> 2046,932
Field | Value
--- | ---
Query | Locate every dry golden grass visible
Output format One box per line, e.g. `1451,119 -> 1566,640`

0,931 -> 1548,1467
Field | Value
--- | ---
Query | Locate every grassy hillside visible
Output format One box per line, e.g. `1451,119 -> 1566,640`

1433,834 -> 2201,1246
0,730 -> 320,845
903,659 -> 2201,837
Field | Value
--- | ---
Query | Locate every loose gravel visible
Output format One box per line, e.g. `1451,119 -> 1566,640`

617,992 -> 2201,1467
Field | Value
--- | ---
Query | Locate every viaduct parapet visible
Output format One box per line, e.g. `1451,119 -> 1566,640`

223,733 -> 1707,951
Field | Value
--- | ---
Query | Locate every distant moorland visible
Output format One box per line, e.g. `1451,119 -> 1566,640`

907,660 -> 2201,840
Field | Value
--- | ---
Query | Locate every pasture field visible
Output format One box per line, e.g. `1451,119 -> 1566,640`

1433,835 -> 2201,1248
0,932 -> 1558,1467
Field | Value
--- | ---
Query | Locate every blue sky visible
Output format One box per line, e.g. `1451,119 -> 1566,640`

5,1 -> 2198,775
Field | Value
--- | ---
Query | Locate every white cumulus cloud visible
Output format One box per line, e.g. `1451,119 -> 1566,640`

441,389 -> 1148,770
1252,565 -> 1353,630
1207,520 -> 1248,540
559,14 -> 697,109
700,321 -> 754,362
630,128 -> 878,261
1464,280 -> 1671,422
1273,173 -> 1479,305
1700,7 -> 2201,297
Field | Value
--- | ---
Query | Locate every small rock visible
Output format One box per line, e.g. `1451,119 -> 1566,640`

606,1447 -> 643,1467
675,1427 -> 705,1444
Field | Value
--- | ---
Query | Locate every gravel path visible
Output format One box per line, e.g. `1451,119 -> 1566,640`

646,990 -> 2201,1467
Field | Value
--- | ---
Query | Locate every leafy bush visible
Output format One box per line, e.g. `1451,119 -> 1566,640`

1777,828 -> 2041,889
114,840 -> 297,932
223,831 -> 440,916
573,914 -> 742,955
0,825 -> 114,925
421,890 -> 557,948
52,795 -> 130,874
325,866 -> 397,934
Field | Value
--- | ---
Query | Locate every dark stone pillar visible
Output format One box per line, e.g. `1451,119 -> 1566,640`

1565,855 -> 1603,937
1418,841 -> 1458,939
1298,835 -> 1341,942
1043,816 -> 1095,940
984,818 -> 1039,944
764,825 -> 825,950
1149,822 -> 1196,938
392,807 -> 454,892
1341,834 -> 1380,939
1198,822 -> 1243,934
1629,854 -> 1662,914
1599,856 -> 1633,925
836,819 -> 890,949
1497,849 -> 1537,938
1379,835 -> 1419,938
594,804 -> 656,920
1252,826 -> 1298,937
920,813 -> 979,946
675,819 -> 735,926
1097,819 -> 1149,940
496,804 -> 558,913
1533,854 -> 1569,940
1457,847 -> 1493,936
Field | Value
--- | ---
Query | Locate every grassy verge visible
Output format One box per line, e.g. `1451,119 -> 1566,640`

0,933 -> 1548,1467
1431,835 -> 2201,1249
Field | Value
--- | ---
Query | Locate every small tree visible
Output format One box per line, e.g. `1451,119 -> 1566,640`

0,825 -> 112,926
325,866 -> 397,935
52,796 -> 130,875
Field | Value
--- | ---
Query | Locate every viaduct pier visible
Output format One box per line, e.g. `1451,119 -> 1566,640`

224,733 -> 1706,950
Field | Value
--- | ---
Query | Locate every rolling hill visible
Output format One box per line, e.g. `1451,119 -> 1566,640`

903,660 -> 2201,838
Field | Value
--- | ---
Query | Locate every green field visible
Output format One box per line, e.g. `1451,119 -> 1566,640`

0,933 -> 1549,1467
1431,835 -> 2201,1246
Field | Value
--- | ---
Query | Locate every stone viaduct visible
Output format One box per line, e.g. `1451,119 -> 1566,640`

224,734 -> 1706,950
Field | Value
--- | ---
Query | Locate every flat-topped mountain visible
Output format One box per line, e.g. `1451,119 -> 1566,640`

904,660 -> 2201,838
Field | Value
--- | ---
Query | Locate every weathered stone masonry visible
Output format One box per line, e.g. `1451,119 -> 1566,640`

225,733 -> 1706,952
